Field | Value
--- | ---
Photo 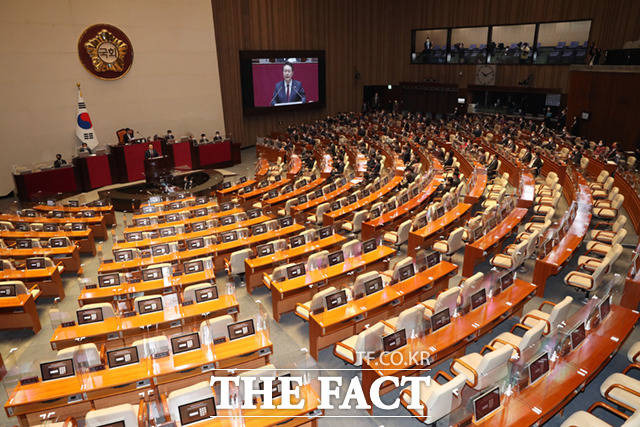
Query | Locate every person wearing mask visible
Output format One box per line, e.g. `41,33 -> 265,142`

165,130 -> 175,141
213,131 -> 223,142
53,154 -> 67,168
199,133 -> 209,144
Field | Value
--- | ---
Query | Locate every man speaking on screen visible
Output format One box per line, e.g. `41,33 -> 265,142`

270,61 -> 306,106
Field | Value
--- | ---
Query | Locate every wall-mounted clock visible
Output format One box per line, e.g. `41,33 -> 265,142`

476,64 -> 496,86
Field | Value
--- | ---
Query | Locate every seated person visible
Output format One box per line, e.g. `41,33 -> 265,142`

145,144 -> 159,159
122,128 -> 134,143
164,130 -> 175,141
53,154 -> 67,168
213,131 -> 223,142
78,142 -> 92,155
199,133 -> 209,144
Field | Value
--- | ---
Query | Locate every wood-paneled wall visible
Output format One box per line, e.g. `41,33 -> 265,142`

211,0 -> 640,147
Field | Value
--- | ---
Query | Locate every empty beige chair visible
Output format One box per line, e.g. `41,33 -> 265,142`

629,342 -> 640,364
462,216 -> 483,242
585,228 -> 627,256
264,219 -> 279,231
133,335 -> 170,359
532,192 -> 560,215
457,272 -> 485,308
272,238 -> 287,252
370,201 -> 384,217
489,322 -> 545,360
0,221 -> 14,230
277,199 -> 297,217
295,286 -> 338,321
600,368 -> 640,412
352,271 -> 383,298
183,283 -> 217,303
523,210 -> 555,233
536,182 -> 561,200
590,215 -> 627,243
561,406 -> 640,427
596,186 -> 620,208
411,210 -> 428,230
578,243 -> 623,273
594,193 -> 624,212
342,210 -> 368,234
76,302 -> 116,321
491,240 -> 527,270
482,187 -> 505,209
167,381 -> 215,424
236,227 -> 250,239
487,172 -> 509,193
400,372 -> 466,424
263,263 -> 294,289
433,227 -> 465,260
225,248 -> 253,279
383,219 -> 412,247
0,260 -> 14,270
593,194 -> 624,221
522,296 -> 573,334
334,322 -> 384,366
518,220 -> 551,242
589,170 -> 610,190
382,256 -> 414,282
57,343 -> 101,371
450,345 -> 513,390
342,239 -> 361,258
421,286 -> 461,317
564,259 -> 609,292
199,314 -> 234,344
593,176 -> 615,199
307,250 -> 329,271
382,304 -> 426,335
29,223 -> 44,232
307,203 -> 331,225
85,403 -> 139,427
300,229 -> 317,243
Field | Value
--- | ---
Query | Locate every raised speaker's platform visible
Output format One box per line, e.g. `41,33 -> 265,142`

98,168 -> 224,211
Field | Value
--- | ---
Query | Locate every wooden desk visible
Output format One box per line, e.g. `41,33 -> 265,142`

454,305 -> 638,426
5,331 -> 273,426
286,154 -> 302,179
216,179 -> 257,201
322,176 -> 403,226
361,174 -> 442,240
34,204 -> 116,227
0,229 -> 95,255
462,207 -> 528,277
407,203 -> 473,257
77,269 -> 216,306
464,166 -> 488,205
0,246 -> 80,273
517,172 -> 536,208
0,214 -> 107,240
0,266 -> 64,300
0,289 -> 42,334
99,224 -> 305,274
244,234 -> 347,294
309,261 -> 457,359
50,294 -> 239,351
238,179 -> 291,207
113,215 -> 272,250
362,279 -> 536,414
270,245 -> 396,322
263,177 -> 325,209
123,207 -> 244,234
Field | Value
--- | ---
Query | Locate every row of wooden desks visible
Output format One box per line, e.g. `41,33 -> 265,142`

132,200 -> 218,220
99,224 -> 305,274
113,215 -> 272,250
0,228 -> 95,255
292,180 -> 358,216
244,234 -> 347,294
0,246 -> 80,273
0,265 -> 63,299
270,245 -> 396,321
0,214 -> 108,240
124,207 -> 244,233
462,207 -> 528,277
50,294 -> 239,351
5,331 -> 273,426
0,289 -> 42,334
238,178 -> 292,206
34,204 -> 116,227
362,173 -> 443,240
362,279 -> 537,413
323,176 -> 403,225
448,304 -> 638,426
309,261 -> 458,359
263,177 -> 325,209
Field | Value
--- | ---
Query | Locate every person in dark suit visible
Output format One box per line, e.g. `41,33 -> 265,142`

528,153 -> 543,176
53,154 -> 67,168
486,154 -> 498,178
122,128 -> 133,143
213,131 -> 223,142
145,144 -> 159,159
270,62 -> 306,106
165,130 -> 175,141
521,149 -> 532,163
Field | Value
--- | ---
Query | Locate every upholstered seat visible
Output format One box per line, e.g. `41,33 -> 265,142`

399,373 -> 466,424
167,381 -> 215,424
334,322 -> 384,366
450,346 -> 512,390
490,322 -> 545,360
85,403 -> 139,427
383,220 -> 412,247
522,296 -> 573,334
295,287 -> 338,321
199,314 -> 234,344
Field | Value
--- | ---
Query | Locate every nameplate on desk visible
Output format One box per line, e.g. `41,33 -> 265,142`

26,257 -> 46,269
317,226 -> 333,239
227,319 -> 256,341
171,332 -> 201,354
278,216 -> 293,227
107,346 -> 140,368
184,259 -> 205,273
19,376 -> 39,385
328,250 -> 344,266
431,308 -> 451,332
81,210 -> 96,218
137,297 -> 163,314
178,397 -> 217,425
40,358 -> 75,381
43,223 -> 59,231
77,307 -> 104,325
221,231 -> 238,243
397,263 -> 415,281
286,263 -> 306,279
0,284 -> 17,296
362,238 -> 377,254
195,285 -> 218,303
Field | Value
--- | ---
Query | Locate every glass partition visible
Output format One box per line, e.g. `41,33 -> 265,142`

413,29 -> 448,64
450,27 -> 489,64
535,20 -> 591,64
490,24 -> 536,64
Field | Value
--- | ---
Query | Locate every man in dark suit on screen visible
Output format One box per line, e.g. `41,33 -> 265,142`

270,62 -> 306,106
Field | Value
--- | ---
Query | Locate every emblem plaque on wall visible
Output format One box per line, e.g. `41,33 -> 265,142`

78,24 -> 133,80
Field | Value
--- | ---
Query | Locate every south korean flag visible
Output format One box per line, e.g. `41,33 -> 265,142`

75,85 -> 99,149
